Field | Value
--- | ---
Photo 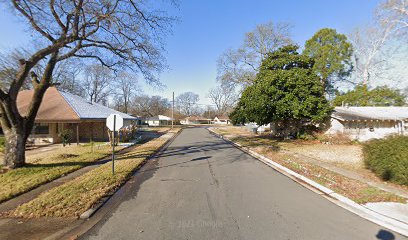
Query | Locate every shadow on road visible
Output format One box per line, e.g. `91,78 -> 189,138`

156,141 -> 233,158
191,156 -> 212,161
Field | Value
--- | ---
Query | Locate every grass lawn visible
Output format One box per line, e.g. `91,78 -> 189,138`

11,128 -> 180,218
211,126 -> 406,204
0,142 -> 127,204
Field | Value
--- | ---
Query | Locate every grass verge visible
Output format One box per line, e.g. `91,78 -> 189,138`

10,129 -> 179,218
0,143 -> 126,204
272,154 -> 405,204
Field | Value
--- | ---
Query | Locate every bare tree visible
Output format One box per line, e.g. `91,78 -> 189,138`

175,92 -> 199,116
350,27 -> 394,85
217,48 -> 256,87
0,50 -> 85,95
202,105 -> 217,119
217,21 -> 292,88
83,65 -> 113,104
244,22 -> 293,61
350,0 -> 407,85
130,95 -> 170,117
0,50 -> 35,90
0,0 -> 175,168
114,72 -> 139,113
380,0 -> 408,37
53,60 -> 85,96
208,82 -> 237,115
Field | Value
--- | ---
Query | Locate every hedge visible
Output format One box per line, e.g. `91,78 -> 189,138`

363,135 -> 408,185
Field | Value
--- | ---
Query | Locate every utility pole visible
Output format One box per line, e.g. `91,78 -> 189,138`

172,91 -> 174,129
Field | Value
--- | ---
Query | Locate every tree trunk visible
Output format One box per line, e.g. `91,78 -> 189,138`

3,126 -> 27,169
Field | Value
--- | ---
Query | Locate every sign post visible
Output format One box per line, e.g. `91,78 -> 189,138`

106,114 -> 124,175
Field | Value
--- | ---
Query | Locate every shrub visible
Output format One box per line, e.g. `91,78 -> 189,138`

363,135 -> 408,185
58,129 -> 73,147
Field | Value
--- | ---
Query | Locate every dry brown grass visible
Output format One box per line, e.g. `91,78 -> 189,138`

0,143 -> 126,204
267,151 -> 405,204
10,129 -> 180,218
211,126 -> 407,204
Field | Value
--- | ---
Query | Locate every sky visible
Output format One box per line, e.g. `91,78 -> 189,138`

0,0 -> 382,105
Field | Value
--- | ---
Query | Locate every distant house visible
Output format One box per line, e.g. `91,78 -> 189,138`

180,116 -> 211,125
15,87 -> 138,144
213,116 -> 231,125
327,106 -> 408,141
145,115 -> 172,126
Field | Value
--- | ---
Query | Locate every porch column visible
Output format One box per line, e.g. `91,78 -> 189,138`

76,123 -> 79,145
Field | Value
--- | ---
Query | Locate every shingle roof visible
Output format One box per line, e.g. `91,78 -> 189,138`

17,87 -> 80,122
333,107 -> 408,121
60,91 -> 137,120
17,87 -> 137,122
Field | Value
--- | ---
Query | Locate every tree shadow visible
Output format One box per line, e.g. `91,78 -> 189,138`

156,142 -> 234,158
23,161 -> 101,169
191,156 -> 212,161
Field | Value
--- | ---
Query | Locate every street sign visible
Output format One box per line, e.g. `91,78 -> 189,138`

106,114 -> 124,175
106,114 -> 124,131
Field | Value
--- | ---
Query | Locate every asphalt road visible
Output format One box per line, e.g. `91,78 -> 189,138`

82,127 -> 405,240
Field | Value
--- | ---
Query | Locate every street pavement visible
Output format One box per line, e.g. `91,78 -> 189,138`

82,127 -> 406,240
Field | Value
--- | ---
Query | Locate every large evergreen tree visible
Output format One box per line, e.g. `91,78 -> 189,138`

230,45 -> 332,136
303,28 -> 353,94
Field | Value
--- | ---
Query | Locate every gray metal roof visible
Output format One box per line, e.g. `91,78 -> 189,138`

333,107 -> 408,121
60,91 -> 138,121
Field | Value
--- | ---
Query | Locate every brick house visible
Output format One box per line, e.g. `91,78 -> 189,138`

15,87 -> 138,144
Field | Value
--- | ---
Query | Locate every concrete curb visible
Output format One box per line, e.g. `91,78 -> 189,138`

79,129 -> 183,220
208,128 -> 408,237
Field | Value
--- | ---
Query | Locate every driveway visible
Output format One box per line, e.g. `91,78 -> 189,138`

82,127 -> 405,240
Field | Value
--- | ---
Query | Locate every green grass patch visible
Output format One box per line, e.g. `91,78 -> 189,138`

0,144 -> 126,203
0,136 -> 5,153
11,129 -> 179,218
363,135 -> 408,185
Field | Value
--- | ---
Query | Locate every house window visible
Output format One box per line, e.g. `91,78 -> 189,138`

33,123 -> 49,134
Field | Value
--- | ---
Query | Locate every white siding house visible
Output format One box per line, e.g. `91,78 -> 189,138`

213,116 -> 231,125
180,116 -> 211,125
146,115 -> 172,126
326,107 -> 408,141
